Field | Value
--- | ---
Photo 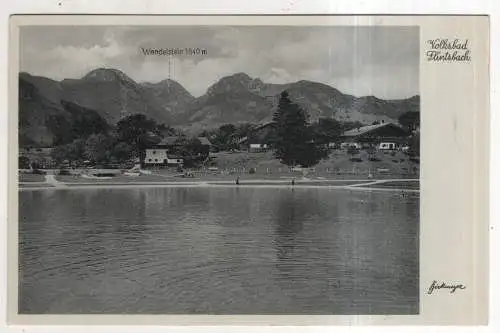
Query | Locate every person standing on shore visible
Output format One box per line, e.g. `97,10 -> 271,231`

236,176 -> 240,185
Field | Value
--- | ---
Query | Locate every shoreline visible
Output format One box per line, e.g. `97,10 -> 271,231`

18,178 -> 420,193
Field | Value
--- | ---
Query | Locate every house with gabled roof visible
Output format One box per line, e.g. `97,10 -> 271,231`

143,136 -> 212,167
339,122 -> 409,149
237,121 -> 275,152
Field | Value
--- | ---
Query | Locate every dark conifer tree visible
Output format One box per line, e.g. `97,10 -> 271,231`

271,91 -> 326,167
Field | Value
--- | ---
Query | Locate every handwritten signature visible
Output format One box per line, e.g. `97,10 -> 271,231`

427,280 -> 466,294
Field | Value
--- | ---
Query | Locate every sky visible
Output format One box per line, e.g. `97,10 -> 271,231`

20,25 -> 419,99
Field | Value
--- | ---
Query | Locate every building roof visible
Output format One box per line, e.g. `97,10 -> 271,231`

341,122 -> 404,137
256,121 -> 274,130
156,136 -> 212,146
157,136 -> 179,146
237,121 -> 275,144
197,137 -> 212,146
237,137 -> 248,144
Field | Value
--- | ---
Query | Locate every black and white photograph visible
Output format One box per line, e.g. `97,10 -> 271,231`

17,24 -> 421,315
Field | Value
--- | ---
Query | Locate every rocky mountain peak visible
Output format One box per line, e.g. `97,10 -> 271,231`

205,72 -> 255,95
19,67 -> 420,144
82,68 -> 136,85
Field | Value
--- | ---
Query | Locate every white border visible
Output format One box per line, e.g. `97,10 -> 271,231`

1,1 -> 498,333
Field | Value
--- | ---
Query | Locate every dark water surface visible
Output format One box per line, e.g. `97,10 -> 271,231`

19,187 -> 419,314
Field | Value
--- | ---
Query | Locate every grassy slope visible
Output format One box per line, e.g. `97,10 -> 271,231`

210,150 -> 419,178
47,150 -> 419,185
19,174 -> 46,182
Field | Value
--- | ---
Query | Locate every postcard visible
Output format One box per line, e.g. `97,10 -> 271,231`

7,15 -> 489,325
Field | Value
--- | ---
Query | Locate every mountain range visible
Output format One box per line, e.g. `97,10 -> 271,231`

19,68 -> 419,146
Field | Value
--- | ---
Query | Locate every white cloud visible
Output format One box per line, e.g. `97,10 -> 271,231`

261,68 -> 297,84
20,26 -> 419,99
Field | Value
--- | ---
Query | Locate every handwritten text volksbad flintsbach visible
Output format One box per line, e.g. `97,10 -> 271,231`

426,39 -> 471,62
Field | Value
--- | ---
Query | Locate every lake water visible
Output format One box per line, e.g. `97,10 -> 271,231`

19,187 -> 419,314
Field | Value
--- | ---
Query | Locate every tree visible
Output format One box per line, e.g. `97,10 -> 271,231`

46,114 -> 73,145
117,114 -> 157,144
50,139 -> 85,165
311,117 -> 343,145
171,137 -> 208,167
186,138 -> 209,160
69,112 -> 108,140
157,123 -> 176,137
235,123 -> 256,139
116,114 -> 162,158
271,91 -> 326,167
211,124 -> 238,151
19,156 -> 31,169
111,142 -> 134,162
59,100 -> 109,142
408,132 -> 420,157
84,133 -> 113,163
398,111 -> 420,132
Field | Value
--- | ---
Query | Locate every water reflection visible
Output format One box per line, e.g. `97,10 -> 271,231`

273,190 -> 303,263
19,187 -> 419,314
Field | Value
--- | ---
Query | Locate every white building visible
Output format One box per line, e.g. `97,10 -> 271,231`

142,136 -> 212,167
378,142 -> 397,150
144,148 -> 183,166
249,143 -> 269,153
